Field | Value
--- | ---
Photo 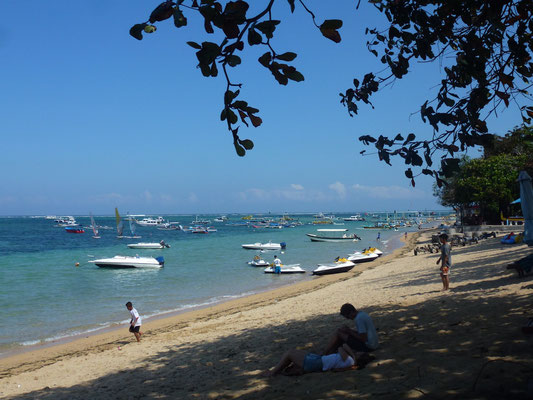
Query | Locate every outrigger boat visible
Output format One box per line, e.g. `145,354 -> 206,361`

306,229 -> 361,242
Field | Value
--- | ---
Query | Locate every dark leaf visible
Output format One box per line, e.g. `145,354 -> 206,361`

226,55 -> 241,67
276,52 -> 297,62
247,28 -> 262,46
403,133 -> 416,145
258,52 -> 272,67
286,70 -> 304,82
405,168 -> 413,179
187,41 -> 202,49
129,24 -> 148,40
234,141 -> 246,157
320,28 -> 341,43
248,113 -> 262,127
255,20 -> 280,39
320,19 -> 343,30
150,1 -> 175,23
287,0 -> 295,12
173,9 -> 188,27
239,139 -> 254,150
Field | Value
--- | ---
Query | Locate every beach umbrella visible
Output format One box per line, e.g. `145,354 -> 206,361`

518,171 -> 533,246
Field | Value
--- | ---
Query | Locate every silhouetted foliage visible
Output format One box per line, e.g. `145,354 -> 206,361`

130,0 -> 533,180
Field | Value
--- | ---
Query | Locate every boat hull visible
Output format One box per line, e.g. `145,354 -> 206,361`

306,234 -> 360,242
312,261 -> 355,275
242,242 -> 286,250
264,264 -> 305,274
347,253 -> 379,263
90,256 -> 164,269
127,243 -> 169,249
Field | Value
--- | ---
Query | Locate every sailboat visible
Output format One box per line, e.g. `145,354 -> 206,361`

115,207 -> 124,238
90,212 -> 101,239
128,213 -> 141,239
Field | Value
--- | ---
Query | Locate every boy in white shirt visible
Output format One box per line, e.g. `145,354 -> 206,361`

126,301 -> 143,342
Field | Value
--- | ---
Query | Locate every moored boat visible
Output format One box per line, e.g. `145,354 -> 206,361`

89,255 -> 164,268
65,226 -> 85,233
127,241 -> 170,249
306,229 -> 361,242
241,241 -> 287,250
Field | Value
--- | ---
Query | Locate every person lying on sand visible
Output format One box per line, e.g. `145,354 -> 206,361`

323,303 -> 379,355
265,343 -> 356,377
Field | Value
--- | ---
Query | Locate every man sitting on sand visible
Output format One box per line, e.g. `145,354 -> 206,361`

266,343 -> 356,376
324,303 -> 378,355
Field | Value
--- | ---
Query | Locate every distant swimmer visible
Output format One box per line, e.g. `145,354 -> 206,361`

377,232 -> 381,241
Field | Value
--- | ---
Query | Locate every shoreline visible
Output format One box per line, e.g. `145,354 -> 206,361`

0,230 -> 421,375
2,229 -> 532,398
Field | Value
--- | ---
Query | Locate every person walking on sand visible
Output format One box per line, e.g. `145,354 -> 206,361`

273,255 -> 282,274
266,343 -> 356,377
324,303 -> 379,355
436,233 -> 451,290
126,301 -> 142,342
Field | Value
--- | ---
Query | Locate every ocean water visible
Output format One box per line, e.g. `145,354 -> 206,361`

0,214 -> 422,355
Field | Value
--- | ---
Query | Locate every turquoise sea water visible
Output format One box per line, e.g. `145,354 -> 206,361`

0,213 -> 426,355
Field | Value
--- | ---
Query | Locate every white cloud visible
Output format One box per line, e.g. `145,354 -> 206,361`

291,184 -> 304,190
142,190 -> 153,202
352,183 -> 426,199
188,192 -> 198,203
329,181 -> 347,199
238,186 -> 325,202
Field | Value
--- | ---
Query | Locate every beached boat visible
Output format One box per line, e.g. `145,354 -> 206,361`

306,229 -> 361,242
347,251 -> 379,263
264,264 -> 305,274
312,259 -> 355,275
127,241 -> 170,249
89,255 -> 164,269
348,247 -> 383,258
241,241 -> 287,250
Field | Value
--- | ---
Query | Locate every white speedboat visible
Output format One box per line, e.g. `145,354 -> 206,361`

242,241 -> 286,250
264,264 -> 305,274
306,229 -> 361,242
347,252 -> 379,263
127,241 -> 170,249
312,260 -> 356,275
89,256 -> 165,268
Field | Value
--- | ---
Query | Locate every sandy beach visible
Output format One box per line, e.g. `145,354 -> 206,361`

1,230 -> 532,399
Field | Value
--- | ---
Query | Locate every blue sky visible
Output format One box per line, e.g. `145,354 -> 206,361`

0,1 -> 522,215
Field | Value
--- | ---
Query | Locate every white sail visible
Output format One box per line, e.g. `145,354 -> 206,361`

90,212 -> 100,238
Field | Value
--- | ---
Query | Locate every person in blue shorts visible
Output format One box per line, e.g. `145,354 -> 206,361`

324,303 -> 379,355
266,343 -> 356,376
